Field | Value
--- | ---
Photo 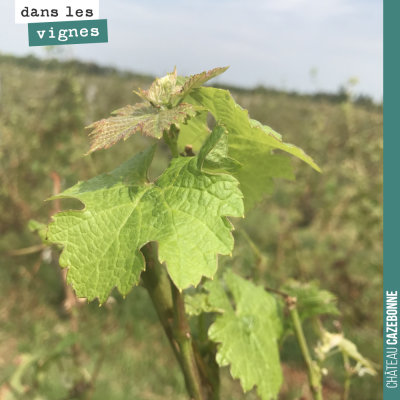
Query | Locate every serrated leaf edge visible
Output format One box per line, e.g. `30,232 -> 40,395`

46,145 -> 244,304
84,102 -> 201,154
195,87 -> 321,173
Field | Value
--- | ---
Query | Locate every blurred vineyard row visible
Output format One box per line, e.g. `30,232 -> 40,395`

0,54 -> 382,400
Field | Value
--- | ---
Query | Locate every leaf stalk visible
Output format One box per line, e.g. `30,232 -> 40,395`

170,281 -> 207,400
287,298 -> 323,400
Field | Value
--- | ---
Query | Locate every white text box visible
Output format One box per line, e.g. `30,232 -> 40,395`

15,0 -> 99,24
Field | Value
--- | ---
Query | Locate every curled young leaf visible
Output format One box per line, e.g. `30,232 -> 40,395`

86,67 -> 229,154
280,279 -> 340,321
134,66 -> 177,105
133,66 -> 228,106
315,330 -> 377,376
171,66 -> 229,103
184,292 -> 224,317
199,123 -> 242,174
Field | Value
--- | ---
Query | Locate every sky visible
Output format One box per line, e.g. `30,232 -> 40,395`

1,0 -> 383,100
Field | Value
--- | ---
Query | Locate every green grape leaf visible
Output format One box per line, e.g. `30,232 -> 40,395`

47,135 -> 244,304
235,152 -> 295,211
186,87 -> 320,210
231,96 -> 281,141
178,110 -> 210,152
178,115 -> 242,173
249,118 -> 282,141
184,293 -> 224,316
134,67 -> 178,105
206,271 -> 283,400
86,102 -> 199,154
280,280 -> 340,320
171,67 -> 229,103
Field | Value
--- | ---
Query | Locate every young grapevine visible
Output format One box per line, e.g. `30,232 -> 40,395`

44,67 -> 375,400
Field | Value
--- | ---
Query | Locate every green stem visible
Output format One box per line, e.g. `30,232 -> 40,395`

163,125 -> 180,158
196,312 -> 220,399
147,124 -> 216,398
171,282 -> 206,400
342,352 -> 352,400
141,243 -> 214,399
140,244 -> 182,368
288,300 -> 323,400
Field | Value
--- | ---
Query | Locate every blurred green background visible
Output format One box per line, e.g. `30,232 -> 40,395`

0,54 -> 382,400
